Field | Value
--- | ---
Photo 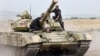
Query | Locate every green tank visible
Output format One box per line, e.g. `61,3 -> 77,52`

0,0 -> 92,56
11,10 -> 32,31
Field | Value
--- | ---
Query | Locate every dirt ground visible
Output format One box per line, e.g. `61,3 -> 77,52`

85,30 -> 100,56
0,19 -> 100,56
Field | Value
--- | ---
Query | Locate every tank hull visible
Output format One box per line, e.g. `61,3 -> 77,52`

0,31 -> 92,56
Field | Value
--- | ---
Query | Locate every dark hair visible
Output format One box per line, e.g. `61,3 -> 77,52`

55,5 -> 59,8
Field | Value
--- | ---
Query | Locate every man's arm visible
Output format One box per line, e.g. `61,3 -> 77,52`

52,9 -> 55,12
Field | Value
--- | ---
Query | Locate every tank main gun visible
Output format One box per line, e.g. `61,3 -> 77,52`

40,0 -> 58,25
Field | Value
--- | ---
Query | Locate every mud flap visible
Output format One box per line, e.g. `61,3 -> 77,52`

75,41 -> 90,56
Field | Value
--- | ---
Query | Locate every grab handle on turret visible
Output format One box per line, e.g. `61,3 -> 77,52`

40,0 -> 58,25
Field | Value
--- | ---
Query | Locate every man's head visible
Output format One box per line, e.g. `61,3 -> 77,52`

41,12 -> 45,17
55,5 -> 59,9
40,12 -> 45,22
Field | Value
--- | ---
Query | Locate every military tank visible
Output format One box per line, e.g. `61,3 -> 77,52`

11,10 -> 32,31
0,0 -> 92,56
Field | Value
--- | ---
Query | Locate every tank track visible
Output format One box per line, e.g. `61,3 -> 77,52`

24,41 -> 90,56
55,41 -> 90,56
25,44 -> 40,56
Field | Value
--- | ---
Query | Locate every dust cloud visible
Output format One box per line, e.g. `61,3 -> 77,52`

0,44 -> 18,56
85,30 -> 100,56
0,44 -> 26,56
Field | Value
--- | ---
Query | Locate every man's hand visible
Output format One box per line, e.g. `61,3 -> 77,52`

54,19 -> 58,22
55,15 -> 59,21
55,18 -> 58,21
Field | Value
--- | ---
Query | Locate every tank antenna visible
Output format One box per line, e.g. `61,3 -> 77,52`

30,1 -> 31,15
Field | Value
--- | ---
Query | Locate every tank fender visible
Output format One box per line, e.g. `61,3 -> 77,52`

84,33 -> 92,40
72,33 -> 92,41
22,35 -> 42,46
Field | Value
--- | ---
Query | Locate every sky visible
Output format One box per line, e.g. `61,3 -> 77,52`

0,0 -> 100,17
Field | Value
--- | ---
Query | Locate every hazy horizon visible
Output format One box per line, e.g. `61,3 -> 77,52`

0,0 -> 100,15
0,0 -> 100,19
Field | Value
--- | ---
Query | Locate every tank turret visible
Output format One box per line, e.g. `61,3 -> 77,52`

11,10 -> 32,31
17,10 -> 32,19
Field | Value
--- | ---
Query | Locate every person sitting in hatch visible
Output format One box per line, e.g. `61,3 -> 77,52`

29,13 -> 50,33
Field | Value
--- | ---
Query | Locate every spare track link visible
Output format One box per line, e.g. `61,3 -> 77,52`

25,44 -> 40,56
75,41 -> 90,56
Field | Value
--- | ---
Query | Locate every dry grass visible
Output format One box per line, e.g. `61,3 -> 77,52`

64,19 -> 100,31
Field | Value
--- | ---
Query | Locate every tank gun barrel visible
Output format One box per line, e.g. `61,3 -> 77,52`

40,0 -> 58,25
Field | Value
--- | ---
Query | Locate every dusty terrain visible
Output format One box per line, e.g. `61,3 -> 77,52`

0,19 -> 100,56
64,19 -> 100,31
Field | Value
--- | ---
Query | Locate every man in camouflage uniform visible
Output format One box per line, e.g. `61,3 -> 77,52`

52,5 -> 64,30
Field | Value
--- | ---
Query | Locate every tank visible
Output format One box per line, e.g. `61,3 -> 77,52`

0,0 -> 92,56
11,10 -> 32,31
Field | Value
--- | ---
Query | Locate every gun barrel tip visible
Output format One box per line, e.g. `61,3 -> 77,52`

53,0 -> 58,2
